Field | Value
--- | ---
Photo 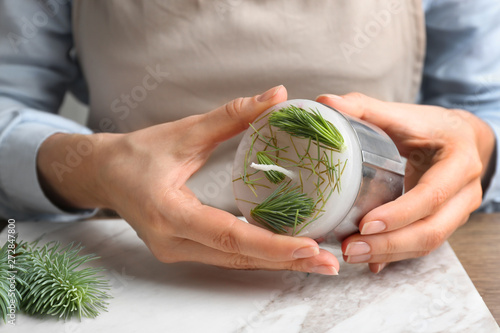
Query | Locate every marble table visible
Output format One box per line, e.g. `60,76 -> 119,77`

1,219 -> 498,333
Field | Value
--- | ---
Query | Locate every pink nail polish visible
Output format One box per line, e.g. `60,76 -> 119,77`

257,85 -> 283,102
293,246 -> 319,259
344,241 -> 371,256
361,220 -> 386,235
374,263 -> 387,274
311,265 -> 338,275
316,94 -> 342,100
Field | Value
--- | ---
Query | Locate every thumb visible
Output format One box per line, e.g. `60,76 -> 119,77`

193,85 -> 287,145
316,92 -> 407,133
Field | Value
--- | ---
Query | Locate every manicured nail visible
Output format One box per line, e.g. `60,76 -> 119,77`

257,85 -> 283,102
373,263 -> 387,274
346,254 -> 371,263
344,241 -> 371,256
311,265 -> 338,275
293,246 -> 319,259
361,220 -> 386,235
316,94 -> 342,100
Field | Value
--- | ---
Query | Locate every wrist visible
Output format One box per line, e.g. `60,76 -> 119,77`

36,132 -> 118,210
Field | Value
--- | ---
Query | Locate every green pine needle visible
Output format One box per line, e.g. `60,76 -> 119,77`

0,238 -> 28,324
19,241 -> 111,321
250,182 -> 315,234
256,151 -> 286,184
269,105 -> 346,152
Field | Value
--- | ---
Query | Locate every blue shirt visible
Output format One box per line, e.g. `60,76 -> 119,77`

1,0 -> 500,220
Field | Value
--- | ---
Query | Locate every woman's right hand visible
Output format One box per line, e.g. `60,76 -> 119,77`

37,86 -> 340,275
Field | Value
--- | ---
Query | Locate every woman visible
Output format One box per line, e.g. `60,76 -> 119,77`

1,0 -> 499,275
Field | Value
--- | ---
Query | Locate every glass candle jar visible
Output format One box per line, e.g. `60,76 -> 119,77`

232,99 -> 404,243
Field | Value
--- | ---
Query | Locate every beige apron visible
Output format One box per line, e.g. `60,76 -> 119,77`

72,0 -> 425,214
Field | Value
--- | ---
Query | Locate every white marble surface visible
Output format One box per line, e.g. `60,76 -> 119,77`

1,219 -> 498,333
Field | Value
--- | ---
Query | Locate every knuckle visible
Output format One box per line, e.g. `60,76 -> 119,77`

429,185 -> 449,210
223,97 -> 247,131
342,92 -> 375,119
459,149 -> 482,180
470,156 -> 483,180
423,227 -> 446,251
225,97 -> 245,119
213,225 -> 240,254
383,237 -> 398,254
288,259 -> 309,273
226,254 -> 256,269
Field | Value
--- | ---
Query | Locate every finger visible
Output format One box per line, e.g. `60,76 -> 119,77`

369,263 -> 387,274
320,92 -> 481,264
165,191 -> 324,262
316,92 -> 483,233
343,251 -> 433,264
359,166 -> 481,234
189,85 -> 287,146
168,239 -> 339,275
316,92 -> 450,157
316,92 -> 431,134
342,181 -> 479,260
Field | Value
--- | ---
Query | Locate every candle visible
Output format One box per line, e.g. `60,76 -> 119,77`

233,99 -> 405,242
232,99 -> 364,239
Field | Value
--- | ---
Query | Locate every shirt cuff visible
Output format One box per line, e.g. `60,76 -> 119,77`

0,109 -> 97,221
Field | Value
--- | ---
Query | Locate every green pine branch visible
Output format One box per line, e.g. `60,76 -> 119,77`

250,182 -> 315,234
269,105 -> 346,152
0,239 -> 112,323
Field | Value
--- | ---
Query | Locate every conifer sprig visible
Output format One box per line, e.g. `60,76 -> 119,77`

250,182 -> 315,234
269,105 -> 346,152
19,241 -> 111,320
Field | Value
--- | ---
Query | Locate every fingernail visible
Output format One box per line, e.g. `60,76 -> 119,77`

361,220 -> 386,235
346,254 -> 371,263
374,263 -> 387,274
316,94 -> 342,100
311,265 -> 338,275
344,241 -> 371,256
314,237 -> 325,244
293,246 -> 319,259
257,85 -> 283,102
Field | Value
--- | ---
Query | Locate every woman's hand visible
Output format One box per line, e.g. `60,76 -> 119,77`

37,86 -> 339,275
317,93 -> 495,273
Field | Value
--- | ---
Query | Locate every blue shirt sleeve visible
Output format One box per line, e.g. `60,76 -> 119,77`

0,0 -> 95,221
421,0 -> 500,211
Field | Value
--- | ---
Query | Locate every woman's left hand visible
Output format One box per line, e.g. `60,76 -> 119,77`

316,92 -> 495,273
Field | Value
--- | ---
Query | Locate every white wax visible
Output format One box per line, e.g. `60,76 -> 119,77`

232,99 -> 362,239
249,163 -> 296,180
